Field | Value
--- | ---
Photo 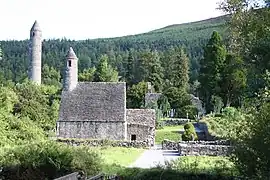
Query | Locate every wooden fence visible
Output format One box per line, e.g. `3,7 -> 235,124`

54,172 -> 121,180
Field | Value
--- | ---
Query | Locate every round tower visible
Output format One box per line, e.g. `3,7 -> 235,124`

29,20 -> 42,85
64,47 -> 78,91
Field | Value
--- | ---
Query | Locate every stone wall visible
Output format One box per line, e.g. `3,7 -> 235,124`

57,138 -> 151,149
57,121 -> 127,140
162,139 -> 179,150
126,109 -> 156,146
162,140 -> 232,156
160,119 -> 189,126
179,141 -> 232,156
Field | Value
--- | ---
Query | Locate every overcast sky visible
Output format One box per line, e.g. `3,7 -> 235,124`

0,0 -> 224,40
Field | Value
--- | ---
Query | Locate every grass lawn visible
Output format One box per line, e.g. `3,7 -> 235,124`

89,146 -> 145,170
155,125 -> 184,144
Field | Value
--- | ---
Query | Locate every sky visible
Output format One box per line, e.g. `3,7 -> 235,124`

0,0 -> 224,40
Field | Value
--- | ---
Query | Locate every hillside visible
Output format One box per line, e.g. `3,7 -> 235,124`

0,15 -> 229,83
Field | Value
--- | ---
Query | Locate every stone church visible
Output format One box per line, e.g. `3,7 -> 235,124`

28,21 -> 156,145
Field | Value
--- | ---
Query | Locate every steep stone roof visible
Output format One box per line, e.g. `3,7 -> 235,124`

30,20 -> 41,31
126,109 -> 155,127
67,47 -> 78,59
58,82 -> 126,122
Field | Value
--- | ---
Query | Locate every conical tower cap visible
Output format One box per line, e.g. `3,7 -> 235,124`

31,20 -> 41,31
67,47 -> 78,59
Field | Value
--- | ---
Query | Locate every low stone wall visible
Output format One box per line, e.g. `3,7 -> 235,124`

162,139 -> 179,150
57,139 -> 151,149
161,119 -> 189,126
162,140 -> 233,156
178,141 -> 233,156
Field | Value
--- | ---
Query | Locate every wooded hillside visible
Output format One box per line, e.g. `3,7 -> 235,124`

0,15 -> 228,83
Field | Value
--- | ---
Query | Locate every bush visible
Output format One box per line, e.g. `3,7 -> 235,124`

182,123 -> 198,141
0,141 -> 102,179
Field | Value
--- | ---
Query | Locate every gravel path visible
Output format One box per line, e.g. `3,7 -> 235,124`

129,145 -> 180,168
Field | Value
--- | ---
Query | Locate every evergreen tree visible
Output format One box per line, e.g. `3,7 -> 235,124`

171,47 -> 190,90
199,31 -> 226,112
140,50 -> 164,92
125,50 -> 135,87
93,55 -> 119,82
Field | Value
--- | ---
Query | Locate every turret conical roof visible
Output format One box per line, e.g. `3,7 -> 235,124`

31,20 -> 41,31
67,47 -> 78,59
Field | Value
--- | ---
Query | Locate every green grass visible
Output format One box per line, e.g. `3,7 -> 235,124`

155,125 -> 184,144
89,146 -> 144,167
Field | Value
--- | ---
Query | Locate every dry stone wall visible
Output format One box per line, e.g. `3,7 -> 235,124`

162,140 -> 232,156
57,138 -> 151,149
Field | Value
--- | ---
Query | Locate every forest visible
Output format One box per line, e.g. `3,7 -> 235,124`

1,0 -> 270,179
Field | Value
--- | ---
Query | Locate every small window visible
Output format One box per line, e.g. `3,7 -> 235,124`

32,32 -> 35,37
68,60 -> 71,67
131,134 -> 136,141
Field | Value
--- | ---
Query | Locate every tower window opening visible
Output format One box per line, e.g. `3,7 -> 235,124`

68,60 -> 71,67
131,134 -> 136,141
32,32 -> 35,37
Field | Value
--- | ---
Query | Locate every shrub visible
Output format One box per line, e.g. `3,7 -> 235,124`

182,123 -> 198,141
0,141 -> 102,179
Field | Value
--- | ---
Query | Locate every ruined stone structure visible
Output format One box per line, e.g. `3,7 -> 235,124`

57,48 -> 155,145
29,20 -> 42,85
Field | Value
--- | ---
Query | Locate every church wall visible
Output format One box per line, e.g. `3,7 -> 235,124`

57,121 -> 127,140
126,109 -> 156,146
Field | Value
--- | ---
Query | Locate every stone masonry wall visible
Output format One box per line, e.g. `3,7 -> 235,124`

57,139 -> 151,149
126,109 -> 156,146
162,140 -> 232,156
57,121 -> 127,140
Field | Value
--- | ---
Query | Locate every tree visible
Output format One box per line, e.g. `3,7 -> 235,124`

79,67 -> 96,82
42,64 -> 61,88
221,53 -> 247,107
139,50 -> 164,92
171,47 -> 190,91
199,31 -> 226,112
126,81 -> 147,108
93,55 -> 119,82
125,50 -> 135,87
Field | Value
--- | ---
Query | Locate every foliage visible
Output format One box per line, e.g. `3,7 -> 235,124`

0,141 -> 102,179
170,47 -> 190,90
127,81 -> 147,108
157,94 -> 171,117
182,123 -> 198,141
231,102 -> 270,179
139,50 -> 164,92
78,67 -> 96,82
199,31 -> 227,113
164,87 -> 192,117
211,95 -> 224,114
42,64 -> 62,88
220,53 -> 247,107
93,55 -> 119,82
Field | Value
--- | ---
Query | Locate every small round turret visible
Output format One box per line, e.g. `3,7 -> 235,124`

64,47 -> 78,91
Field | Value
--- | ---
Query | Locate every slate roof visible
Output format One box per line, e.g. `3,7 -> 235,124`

58,82 -> 126,122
